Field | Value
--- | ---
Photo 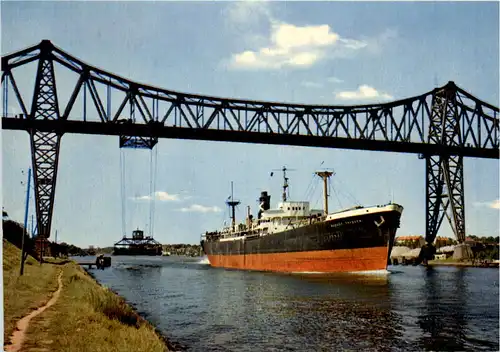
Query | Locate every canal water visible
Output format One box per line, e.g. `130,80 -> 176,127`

83,256 -> 499,351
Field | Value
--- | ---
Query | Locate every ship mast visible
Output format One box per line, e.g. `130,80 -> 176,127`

315,171 -> 334,215
226,181 -> 240,231
282,166 -> 289,202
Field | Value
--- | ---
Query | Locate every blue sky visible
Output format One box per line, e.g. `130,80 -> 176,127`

2,1 -> 499,247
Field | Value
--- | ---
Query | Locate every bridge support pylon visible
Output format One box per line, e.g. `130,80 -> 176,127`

420,82 -> 467,262
425,154 -> 466,243
29,41 -> 62,259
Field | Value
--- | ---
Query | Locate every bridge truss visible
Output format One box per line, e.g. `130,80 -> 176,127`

2,40 -> 499,256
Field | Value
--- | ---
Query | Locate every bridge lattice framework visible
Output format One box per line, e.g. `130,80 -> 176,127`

2,40 -> 499,251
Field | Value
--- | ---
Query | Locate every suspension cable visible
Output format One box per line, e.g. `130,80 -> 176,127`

153,143 -> 160,233
119,149 -> 126,237
149,148 -> 153,238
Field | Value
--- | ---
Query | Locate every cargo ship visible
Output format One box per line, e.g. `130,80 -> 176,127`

200,168 -> 403,273
113,229 -> 162,256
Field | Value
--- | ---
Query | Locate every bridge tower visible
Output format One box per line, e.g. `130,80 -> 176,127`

28,40 -> 62,260
423,82 -> 466,256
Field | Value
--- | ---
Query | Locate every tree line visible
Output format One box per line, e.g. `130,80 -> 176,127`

2,219 -> 85,257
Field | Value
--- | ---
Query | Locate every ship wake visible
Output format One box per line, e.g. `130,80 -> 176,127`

348,269 -> 391,275
290,269 -> 391,275
196,256 -> 210,265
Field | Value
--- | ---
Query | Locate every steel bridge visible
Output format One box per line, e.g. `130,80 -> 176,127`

2,40 -> 499,258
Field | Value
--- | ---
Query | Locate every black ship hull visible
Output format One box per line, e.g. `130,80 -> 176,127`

201,206 -> 401,272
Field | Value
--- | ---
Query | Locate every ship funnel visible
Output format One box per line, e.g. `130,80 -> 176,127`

258,191 -> 271,219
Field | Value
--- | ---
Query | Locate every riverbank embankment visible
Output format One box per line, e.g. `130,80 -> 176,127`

427,259 -> 499,268
3,239 -> 169,352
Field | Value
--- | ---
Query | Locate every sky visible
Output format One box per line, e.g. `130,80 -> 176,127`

1,1 -> 499,248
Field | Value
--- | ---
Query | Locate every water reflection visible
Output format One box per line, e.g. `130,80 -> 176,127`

416,268 -> 461,350
274,274 -> 407,351
416,267 -> 499,351
84,257 -> 499,352
205,270 -> 408,351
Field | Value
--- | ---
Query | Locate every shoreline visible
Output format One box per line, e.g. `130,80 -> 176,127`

426,260 -> 499,268
3,239 -> 175,352
84,268 -> 187,351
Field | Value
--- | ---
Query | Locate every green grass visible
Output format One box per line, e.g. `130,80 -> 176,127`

3,239 -> 168,351
23,265 -> 167,352
42,257 -> 71,265
3,239 -> 60,343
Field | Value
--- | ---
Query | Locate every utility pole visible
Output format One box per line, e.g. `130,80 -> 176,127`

20,168 -> 31,276
315,171 -> 334,215
30,214 -> 34,238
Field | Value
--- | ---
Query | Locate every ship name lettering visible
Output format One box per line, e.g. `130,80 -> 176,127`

321,232 -> 342,243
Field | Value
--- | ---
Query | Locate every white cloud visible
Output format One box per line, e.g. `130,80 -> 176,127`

473,199 -> 500,210
301,81 -> 323,88
230,22 -> 366,70
226,2 -> 367,70
177,204 -> 222,213
335,85 -> 393,101
327,76 -> 344,83
363,28 -> 398,55
272,23 -> 339,50
224,3 -> 396,71
132,191 -> 181,202
225,1 -> 273,27
302,76 -> 343,89
338,38 -> 368,50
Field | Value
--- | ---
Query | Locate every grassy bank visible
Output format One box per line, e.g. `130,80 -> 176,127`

3,239 -> 169,352
3,239 -> 60,343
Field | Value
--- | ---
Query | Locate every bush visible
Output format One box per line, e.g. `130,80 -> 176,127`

2,220 -> 36,257
87,287 -> 139,328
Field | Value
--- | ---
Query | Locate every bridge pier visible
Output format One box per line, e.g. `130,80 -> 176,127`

29,41 -> 62,257
422,83 -> 467,261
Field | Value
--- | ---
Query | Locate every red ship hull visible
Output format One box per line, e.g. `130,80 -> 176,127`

207,246 -> 390,273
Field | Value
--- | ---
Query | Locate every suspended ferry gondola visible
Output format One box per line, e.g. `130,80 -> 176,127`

114,133 -> 163,256
113,228 -> 162,256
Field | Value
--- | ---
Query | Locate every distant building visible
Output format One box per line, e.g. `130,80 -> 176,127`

435,236 -> 456,248
436,245 -> 456,254
464,237 -> 481,248
434,254 -> 447,260
395,235 -> 426,249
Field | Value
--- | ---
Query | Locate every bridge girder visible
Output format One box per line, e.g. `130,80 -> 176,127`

1,40 -> 499,244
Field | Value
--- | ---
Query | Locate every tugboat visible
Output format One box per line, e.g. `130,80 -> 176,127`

200,168 -> 403,273
113,228 -> 162,256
